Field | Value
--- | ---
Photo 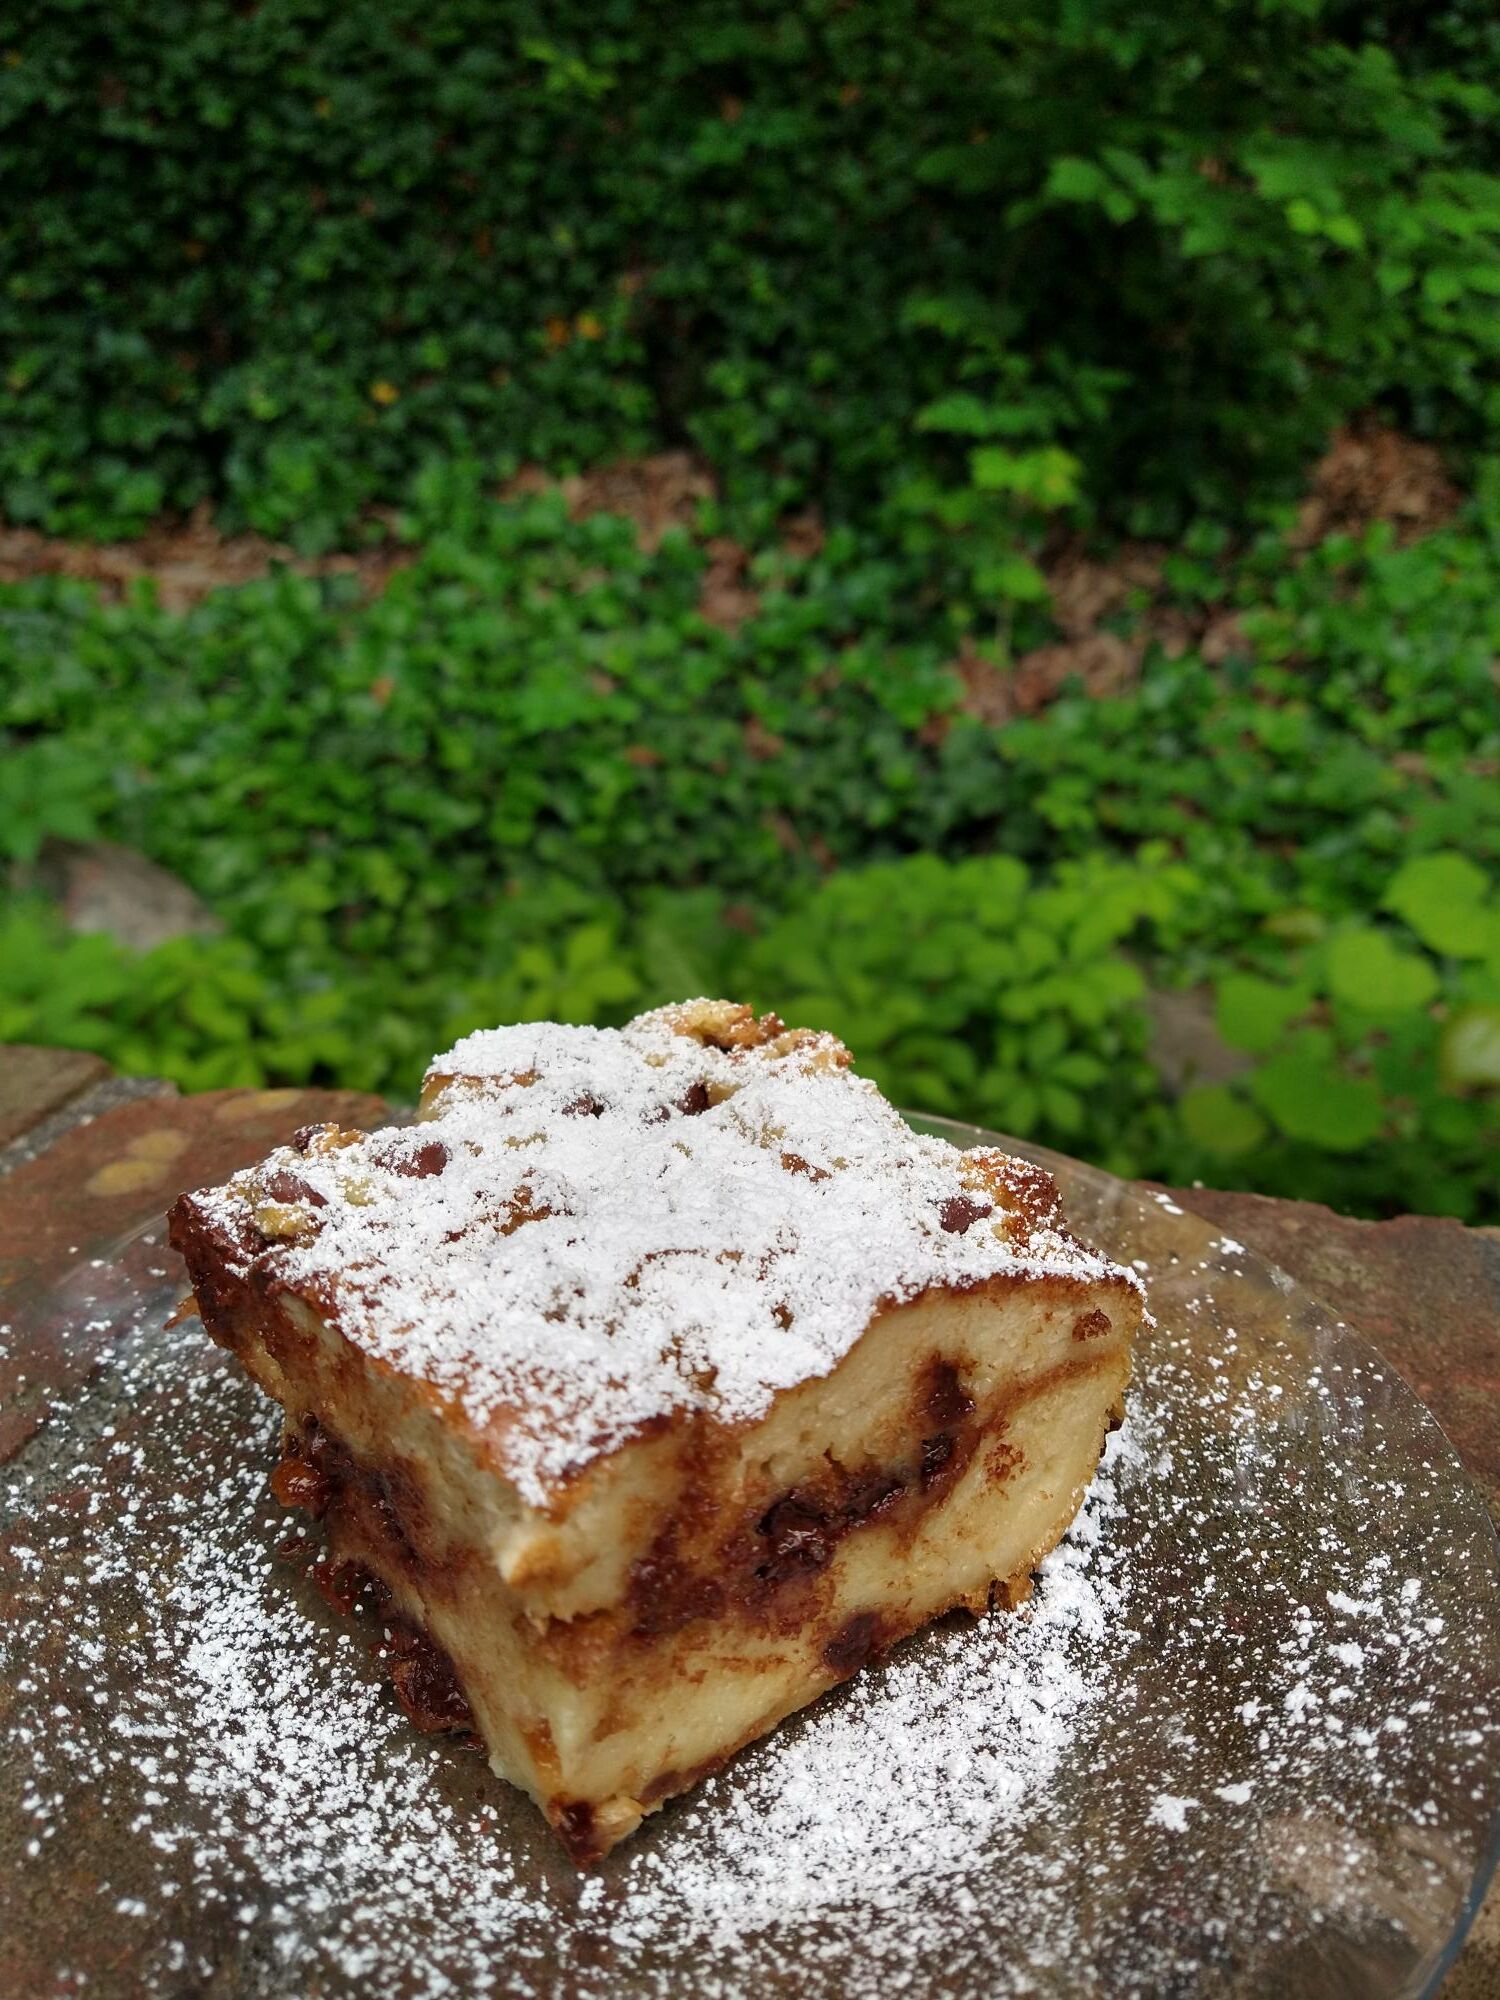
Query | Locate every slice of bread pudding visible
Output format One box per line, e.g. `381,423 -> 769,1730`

169,1000 -> 1144,1861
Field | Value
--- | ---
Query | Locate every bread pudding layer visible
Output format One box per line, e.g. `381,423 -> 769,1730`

178,1244 -> 1134,1858
169,999 -> 1145,1861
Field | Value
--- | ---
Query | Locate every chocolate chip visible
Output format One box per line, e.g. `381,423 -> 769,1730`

676,1080 -> 711,1116
923,1359 -> 976,1427
938,1193 -> 992,1234
385,1633 -> 475,1733
289,1124 -> 326,1154
841,1473 -> 904,1524
1072,1307 -> 1113,1342
311,1556 -> 368,1617
376,1139 -> 449,1178
920,1433 -> 957,1489
260,1168 -> 328,1208
823,1610 -> 883,1678
755,1494 -> 834,1586
555,1800 -> 598,1860
562,1093 -> 605,1118
628,1537 -> 725,1636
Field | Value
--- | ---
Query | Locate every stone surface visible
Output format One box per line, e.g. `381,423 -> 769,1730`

0,1045 -> 111,1148
24,838 -> 222,949
1146,987 -> 1252,1093
0,1078 -> 390,1462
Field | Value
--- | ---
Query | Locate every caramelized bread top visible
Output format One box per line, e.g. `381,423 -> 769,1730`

170,1000 -> 1143,1507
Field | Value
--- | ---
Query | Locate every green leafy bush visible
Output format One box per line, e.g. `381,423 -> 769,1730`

996,507 -> 1500,914
743,850 -> 1189,1172
1179,852 -> 1500,1219
8,474 -> 1497,961
4,472 -> 1499,1220
0,488 -> 1008,962
3,2 -> 1500,541
4,1 -> 1498,1228
0,896 -> 648,1094
9,832 -> 1494,1221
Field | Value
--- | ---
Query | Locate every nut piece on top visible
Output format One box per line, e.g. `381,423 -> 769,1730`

169,999 -> 1145,1862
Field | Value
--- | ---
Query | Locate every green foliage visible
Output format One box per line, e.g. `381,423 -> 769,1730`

3,2 -> 1497,1227
743,849 -> 1187,1170
994,505 -> 1500,917
1185,853 -> 1500,1216
0,738 -> 107,861
4,479 -> 1499,1220
3,3 -> 1500,542
0,486 -> 1009,964
895,309 -> 1098,620
0,896 -> 649,1095
1383,850 -> 1500,958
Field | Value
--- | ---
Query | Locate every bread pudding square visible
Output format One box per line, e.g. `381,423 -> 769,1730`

169,999 -> 1145,1861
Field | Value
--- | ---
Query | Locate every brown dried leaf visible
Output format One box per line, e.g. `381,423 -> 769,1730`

1291,419 -> 1459,548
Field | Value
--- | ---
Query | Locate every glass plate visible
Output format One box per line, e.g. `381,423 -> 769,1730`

1,1120 -> 1496,2000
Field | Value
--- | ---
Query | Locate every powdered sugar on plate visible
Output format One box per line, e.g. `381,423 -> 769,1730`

4,1157 -> 1499,1999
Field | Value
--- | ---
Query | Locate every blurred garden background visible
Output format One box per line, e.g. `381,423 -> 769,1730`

2,1 -> 1499,1220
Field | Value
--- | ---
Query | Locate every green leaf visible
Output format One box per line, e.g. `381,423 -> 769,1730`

1178,1083 -> 1267,1158
1043,157 -> 1112,204
1040,1082 -> 1083,1133
1261,908 -> 1327,945
914,393 -> 1001,437
1322,212 -> 1366,251
968,445 -> 1080,507
973,551 -> 1049,601
1215,974 -> 1307,1053
1440,1007 -> 1500,1089
1382,852 -> 1496,958
1325,927 -> 1439,1016
1249,1037 -> 1386,1150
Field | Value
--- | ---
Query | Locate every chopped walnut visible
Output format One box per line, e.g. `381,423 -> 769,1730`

290,1122 -> 363,1157
762,1025 -> 852,1071
252,1201 -> 322,1244
655,999 -> 788,1052
498,1187 -> 552,1236
249,1166 -> 330,1240
959,1150 -> 1063,1242
420,1068 -> 538,1117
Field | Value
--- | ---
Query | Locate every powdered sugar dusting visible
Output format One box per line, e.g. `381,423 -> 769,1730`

4,1171 -> 1498,1999
178,1006 -> 1138,1503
